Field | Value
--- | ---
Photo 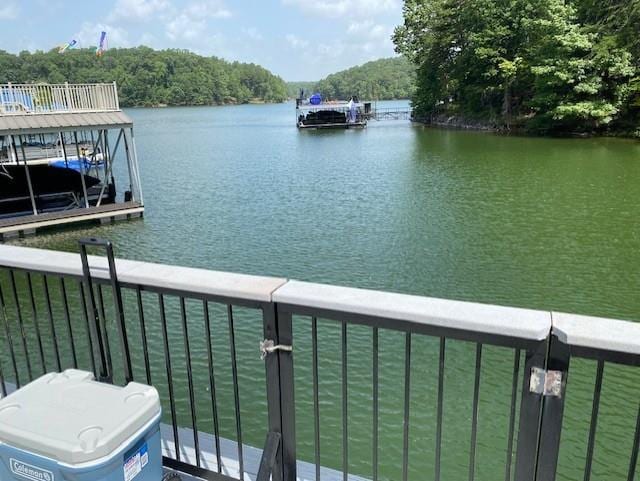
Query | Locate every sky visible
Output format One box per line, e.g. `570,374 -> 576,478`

0,0 -> 404,81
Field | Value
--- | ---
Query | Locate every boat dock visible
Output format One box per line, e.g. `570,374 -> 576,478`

0,82 -> 144,240
295,96 -> 412,129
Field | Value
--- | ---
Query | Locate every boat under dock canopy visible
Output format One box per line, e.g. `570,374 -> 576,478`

0,82 -> 144,239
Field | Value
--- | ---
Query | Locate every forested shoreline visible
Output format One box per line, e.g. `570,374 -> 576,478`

287,57 -> 415,100
314,57 -> 415,100
393,0 -> 640,135
0,47 -> 288,106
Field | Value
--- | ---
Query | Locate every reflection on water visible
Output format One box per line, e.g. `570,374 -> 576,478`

4,102 -> 640,480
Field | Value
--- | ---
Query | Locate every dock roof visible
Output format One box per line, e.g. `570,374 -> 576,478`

0,111 -> 133,136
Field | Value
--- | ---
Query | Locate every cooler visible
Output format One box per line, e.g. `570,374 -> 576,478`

0,369 -> 162,481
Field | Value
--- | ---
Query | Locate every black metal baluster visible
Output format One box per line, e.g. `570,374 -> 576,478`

0,281 -> 20,389
435,337 -> 445,481
228,305 -> 245,481
25,273 -> 46,373
203,301 -> 222,472
159,294 -> 180,461
59,278 -> 78,369
628,401 -> 640,481
42,276 -> 61,372
136,288 -> 151,385
96,285 -> 113,376
402,332 -> 412,481
584,360 -> 605,481
78,282 -> 97,376
342,321 -> 348,481
180,298 -> 200,467
504,349 -> 521,481
469,343 -> 483,481
10,270 -> 32,381
373,327 -> 379,481
312,317 -> 321,481
0,348 -> 5,397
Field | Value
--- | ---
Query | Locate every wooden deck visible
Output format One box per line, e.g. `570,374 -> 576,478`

0,201 -> 143,239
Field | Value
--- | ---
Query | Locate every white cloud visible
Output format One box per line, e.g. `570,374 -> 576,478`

0,2 -> 19,19
166,13 -> 205,40
186,1 -> 231,19
109,0 -> 169,22
347,20 -> 388,40
285,34 -> 309,49
165,1 -> 232,41
74,22 -> 130,48
282,0 -> 400,18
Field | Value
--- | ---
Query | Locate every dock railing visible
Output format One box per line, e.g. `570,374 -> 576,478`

0,244 -> 638,481
0,82 -> 120,115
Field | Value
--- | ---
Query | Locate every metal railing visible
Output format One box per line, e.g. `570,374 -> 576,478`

367,107 -> 412,121
0,243 -> 638,481
0,82 -> 120,115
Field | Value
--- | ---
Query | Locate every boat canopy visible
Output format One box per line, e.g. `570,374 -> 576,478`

0,111 -> 133,136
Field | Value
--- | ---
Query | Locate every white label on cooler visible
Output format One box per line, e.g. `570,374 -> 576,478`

123,443 -> 148,481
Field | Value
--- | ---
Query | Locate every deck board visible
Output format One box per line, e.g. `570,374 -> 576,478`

0,201 -> 143,236
161,425 -> 370,481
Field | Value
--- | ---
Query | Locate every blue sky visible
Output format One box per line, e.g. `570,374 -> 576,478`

0,0 -> 404,81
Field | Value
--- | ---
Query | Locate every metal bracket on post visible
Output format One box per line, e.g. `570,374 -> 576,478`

260,339 -> 293,361
530,367 -> 563,398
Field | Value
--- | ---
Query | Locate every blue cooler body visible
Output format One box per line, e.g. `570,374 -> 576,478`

0,370 -> 162,481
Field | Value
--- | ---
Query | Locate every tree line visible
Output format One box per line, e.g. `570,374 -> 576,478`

0,47 -> 288,106
287,57 -> 416,101
393,0 -> 640,134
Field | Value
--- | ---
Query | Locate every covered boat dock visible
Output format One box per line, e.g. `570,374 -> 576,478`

0,83 -> 144,240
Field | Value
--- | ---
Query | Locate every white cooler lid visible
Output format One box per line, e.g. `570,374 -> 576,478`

0,370 -> 160,465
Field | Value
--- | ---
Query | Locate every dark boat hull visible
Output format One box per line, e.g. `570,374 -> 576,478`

0,164 -> 105,216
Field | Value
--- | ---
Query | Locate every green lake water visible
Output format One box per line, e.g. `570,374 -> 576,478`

3,101 -> 640,480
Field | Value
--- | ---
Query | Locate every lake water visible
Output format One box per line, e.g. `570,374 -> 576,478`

6,101 -> 640,481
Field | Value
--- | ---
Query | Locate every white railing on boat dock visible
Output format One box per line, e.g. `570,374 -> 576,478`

0,82 -> 120,115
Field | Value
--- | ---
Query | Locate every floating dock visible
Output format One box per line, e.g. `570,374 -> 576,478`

295,95 -> 412,129
0,82 -> 144,239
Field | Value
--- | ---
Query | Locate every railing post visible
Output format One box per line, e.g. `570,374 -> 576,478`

535,335 -> 570,481
64,82 -> 71,111
514,333 -> 570,481
514,340 -> 547,481
7,82 -> 14,111
113,81 -> 120,110
263,303 -> 296,481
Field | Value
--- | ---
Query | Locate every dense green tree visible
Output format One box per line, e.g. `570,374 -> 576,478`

314,57 -> 415,100
393,0 -> 639,133
285,57 -> 415,101
0,47 -> 288,106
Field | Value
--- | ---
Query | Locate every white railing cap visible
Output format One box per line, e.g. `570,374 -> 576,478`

0,245 -> 286,302
552,312 -> 640,355
272,280 -> 551,340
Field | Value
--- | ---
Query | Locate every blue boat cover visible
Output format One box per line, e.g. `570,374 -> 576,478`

50,159 -> 103,172
309,93 -> 322,105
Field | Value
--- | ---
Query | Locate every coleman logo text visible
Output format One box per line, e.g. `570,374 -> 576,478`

10,459 -> 54,481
